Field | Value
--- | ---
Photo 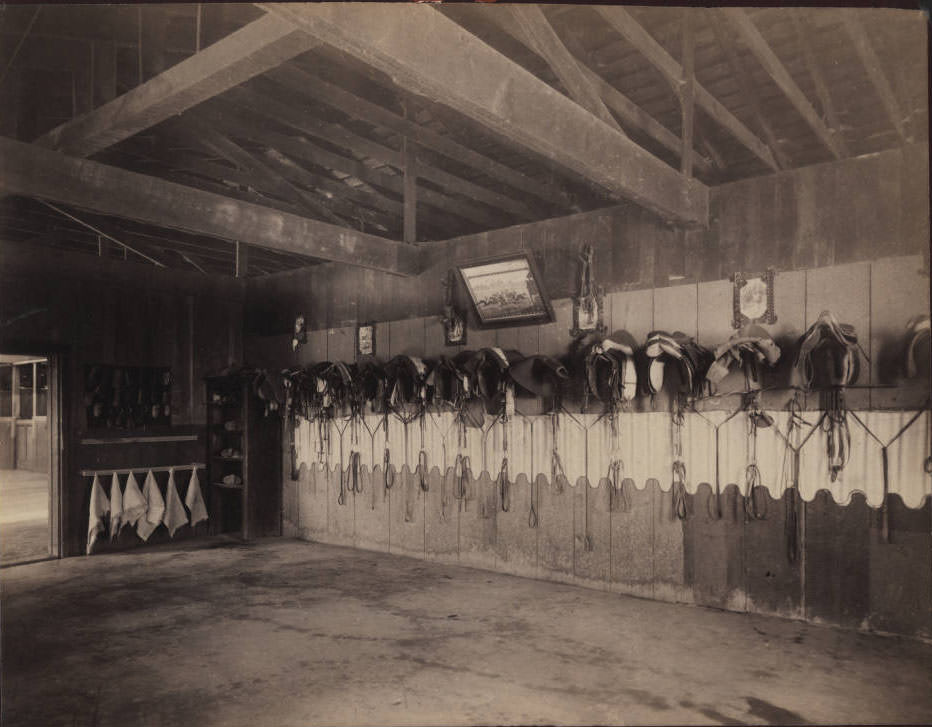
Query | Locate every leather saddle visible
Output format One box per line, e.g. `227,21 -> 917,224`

510,355 -> 569,415
904,315 -> 931,379
384,354 -> 429,416
425,356 -> 471,411
791,311 -> 860,390
643,330 -> 713,398
573,331 -> 639,411
706,325 -> 781,391
354,355 -> 389,414
457,347 -> 522,417
253,368 -> 287,415
309,360 -> 355,416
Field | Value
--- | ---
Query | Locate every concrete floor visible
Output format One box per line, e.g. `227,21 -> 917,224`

0,468 -> 49,565
1,538 -> 930,727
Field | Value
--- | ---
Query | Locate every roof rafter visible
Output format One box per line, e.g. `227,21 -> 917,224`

259,2 -> 708,225
594,6 -> 779,173
720,8 -> 845,160
507,5 -> 623,134
839,9 -> 909,145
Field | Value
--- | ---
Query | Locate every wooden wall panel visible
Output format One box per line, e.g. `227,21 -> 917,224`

493,474 -> 538,579
651,479 -> 691,604
682,484 -> 745,610
356,466 -> 389,552
868,496 -> 932,638
573,479 -> 611,589
458,471 -> 497,571
388,318 -> 425,358
537,476 -> 575,583
804,491 -> 872,628
743,490 -> 803,620
388,468 -> 426,558
326,464 -> 354,547
327,325 -> 355,362
425,467 -> 458,564
870,256 -> 930,409
609,478 -> 653,598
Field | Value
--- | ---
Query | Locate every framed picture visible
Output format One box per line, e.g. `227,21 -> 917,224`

291,313 -> 307,352
356,322 -> 376,358
571,296 -> 605,337
733,269 -> 777,328
457,254 -> 553,329
443,311 -> 467,346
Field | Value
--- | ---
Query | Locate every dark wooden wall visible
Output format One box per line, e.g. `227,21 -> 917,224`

249,144 -> 929,331
0,240 -> 245,557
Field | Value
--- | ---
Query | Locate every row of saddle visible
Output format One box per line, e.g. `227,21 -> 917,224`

248,311 -> 929,421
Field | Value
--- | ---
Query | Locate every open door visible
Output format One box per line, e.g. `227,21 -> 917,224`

0,354 -> 60,565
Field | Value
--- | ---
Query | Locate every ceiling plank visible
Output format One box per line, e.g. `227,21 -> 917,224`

709,14 -> 788,169
789,11 -> 849,159
594,6 -> 778,173
259,3 -> 707,226
720,8 -> 844,160
34,13 -> 320,158
0,135 -> 423,275
507,5 -> 623,134
481,13 -> 713,177
839,9 -> 908,145
214,87 -> 514,230
174,115 -> 353,227
264,64 -> 545,220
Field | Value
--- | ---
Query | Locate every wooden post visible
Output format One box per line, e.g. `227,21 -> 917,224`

234,240 -> 249,278
679,9 -> 695,179
403,104 -> 417,243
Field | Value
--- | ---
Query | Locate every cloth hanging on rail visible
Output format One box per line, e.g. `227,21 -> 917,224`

185,468 -> 208,527
122,472 -> 146,527
136,470 -> 165,542
108,472 -> 123,539
86,474 -> 110,555
163,469 -> 188,537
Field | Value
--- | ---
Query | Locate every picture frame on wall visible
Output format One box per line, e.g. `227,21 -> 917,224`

356,322 -> 376,358
733,269 -> 777,328
443,311 -> 467,346
456,253 -> 553,329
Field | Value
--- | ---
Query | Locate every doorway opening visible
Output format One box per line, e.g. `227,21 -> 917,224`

0,355 -> 54,566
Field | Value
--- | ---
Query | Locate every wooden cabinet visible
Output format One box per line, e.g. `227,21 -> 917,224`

206,374 -> 282,539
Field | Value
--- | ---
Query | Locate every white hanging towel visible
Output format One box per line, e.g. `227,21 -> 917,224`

86,474 -> 110,555
162,469 -> 189,538
122,472 -> 146,527
136,470 -> 165,542
185,468 -> 208,527
109,472 -> 124,539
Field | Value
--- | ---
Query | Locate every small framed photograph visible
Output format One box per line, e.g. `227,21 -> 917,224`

571,296 -> 605,337
357,323 -> 376,358
733,269 -> 777,328
457,253 -> 553,329
291,313 -> 307,352
443,311 -> 467,346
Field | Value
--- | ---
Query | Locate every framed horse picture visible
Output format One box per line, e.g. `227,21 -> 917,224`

457,254 -> 553,329
733,269 -> 777,328
357,322 -> 376,358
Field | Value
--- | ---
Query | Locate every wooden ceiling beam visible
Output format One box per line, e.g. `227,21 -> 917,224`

594,6 -> 779,173
507,5 -> 623,134
34,13 -> 320,158
0,135 -> 423,275
839,9 -> 909,145
679,9 -> 695,178
260,3 -> 707,226
720,8 -> 844,160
